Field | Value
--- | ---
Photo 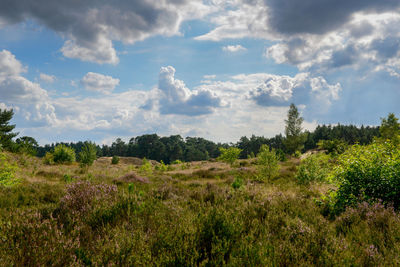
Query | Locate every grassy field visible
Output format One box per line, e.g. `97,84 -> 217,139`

1,153 -> 400,266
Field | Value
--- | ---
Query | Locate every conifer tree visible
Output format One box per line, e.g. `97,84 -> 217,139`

0,109 -> 18,150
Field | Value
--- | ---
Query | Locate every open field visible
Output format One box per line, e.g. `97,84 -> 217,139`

1,153 -> 400,266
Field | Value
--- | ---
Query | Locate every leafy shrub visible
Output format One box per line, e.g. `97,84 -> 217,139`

139,158 -> 152,175
111,155 -> 120,165
155,160 -> 168,172
217,147 -> 242,166
332,141 -> 400,212
45,144 -> 75,165
317,139 -> 347,156
231,177 -> 243,189
296,154 -> 330,185
79,141 -> 97,167
0,152 -> 19,186
256,145 -> 280,181
43,151 -> 54,165
171,159 -> 183,165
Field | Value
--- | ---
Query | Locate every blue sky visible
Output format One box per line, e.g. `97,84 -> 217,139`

0,0 -> 399,144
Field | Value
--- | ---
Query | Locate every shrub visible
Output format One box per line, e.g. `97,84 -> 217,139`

171,159 -> 183,165
111,155 -> 120,164
59,181 -> 117,215
332,141 -> 400,213
296,154 -> 330,185
139,158 -> 152,175
217,147 -> 242,166
256,145 -> 280,181
47,144 -> 75,164
231,177 -> 243,189
155,160 -> 168,172
79,141 -> 97,167
43,151 -> 54,165
317,139 -> 347,156
0,152 -> 19,186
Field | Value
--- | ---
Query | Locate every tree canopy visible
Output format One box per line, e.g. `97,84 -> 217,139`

0,109 -> 18,150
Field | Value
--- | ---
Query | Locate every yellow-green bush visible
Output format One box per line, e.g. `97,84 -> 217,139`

0,152 -> 19,186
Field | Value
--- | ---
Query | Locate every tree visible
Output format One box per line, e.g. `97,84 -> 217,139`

256,145 -> 280,181
0,109 -> 18,150
79,141 -> 97,168
217,147 -> 242,166
284,103 -> 305,154
15,136 -> 38,156
379,113 -> 400,144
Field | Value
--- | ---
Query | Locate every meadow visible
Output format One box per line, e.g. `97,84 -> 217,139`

1,147 -> 400,266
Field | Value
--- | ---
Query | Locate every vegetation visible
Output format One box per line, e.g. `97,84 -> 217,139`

256,144 -> 280,181
284,103 -> 306,154
2,108 -> 400,265
0,109 -> 18,150
111,155 -> 120,164
217,147 -> 242,166
78,141 -> 97,168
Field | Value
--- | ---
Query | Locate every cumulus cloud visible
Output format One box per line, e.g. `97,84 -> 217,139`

39,73 -> 56,83
81,72 -> 120,94
155,66 -> 222,116
222,45 -> 247,52
0,0 -> 213,64
0,50 -> 56,126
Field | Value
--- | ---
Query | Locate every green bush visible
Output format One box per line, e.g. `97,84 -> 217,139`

0,152 -> 19,186
317,139 -> 347,156
79,141 -> 97,167
139,158 -> 152,175
45,144 -> 75,164
332,141 -> 400,213
256,145 -> 280,181
217,147 -> 242,166
296,154 -> 330,185
111,155 -> 120,164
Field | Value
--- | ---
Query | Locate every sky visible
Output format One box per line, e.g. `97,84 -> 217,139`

0,0 -> 399,145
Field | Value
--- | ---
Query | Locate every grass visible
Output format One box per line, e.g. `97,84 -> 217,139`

1,153 -> 400,266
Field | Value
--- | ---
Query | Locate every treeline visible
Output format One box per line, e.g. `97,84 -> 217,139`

36,124 -> 380,163
37,135 -> 226,164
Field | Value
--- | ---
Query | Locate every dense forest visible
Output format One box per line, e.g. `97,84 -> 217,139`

35,124 -> 380,163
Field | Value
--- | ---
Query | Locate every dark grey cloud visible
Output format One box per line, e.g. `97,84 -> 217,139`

264,0 -> 400,35
371,37 -> 400,60
0,0 -> 193,63
329,45 -> 358,68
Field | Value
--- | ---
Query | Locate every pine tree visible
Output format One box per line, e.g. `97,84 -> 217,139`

284,103 -> 305,154
0,109 -> 18,150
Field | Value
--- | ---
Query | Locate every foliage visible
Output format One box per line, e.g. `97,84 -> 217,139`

139,158 -> 153,175
78,141 -> 97,167
0,152 -> 19,186
111,155 -> 120,164
284,104 -> 306,154
217,147 -> 242,166
332,141 -> 400,213
231,177 -> 243,189
43,152 -> 54,165
379,113 -> 400,144
296,154 -> 331,185
155,160 -> 168,172
15,136 -> 38,156
0,109 -> 18,150
52,144 -> 76,164
317,139 -> 347,156
256,145 -> 280,181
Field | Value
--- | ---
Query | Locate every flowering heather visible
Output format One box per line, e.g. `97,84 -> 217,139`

60,180 -> 117,214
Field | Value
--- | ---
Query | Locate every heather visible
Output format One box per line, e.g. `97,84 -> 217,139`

1,151 -> 400,266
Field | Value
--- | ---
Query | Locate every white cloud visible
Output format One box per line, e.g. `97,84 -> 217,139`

39,73 -> 56,83
222,45 -> 247,52
0,50 -> 56,126
81,72 -> 120,94
155,66 -> 222,116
